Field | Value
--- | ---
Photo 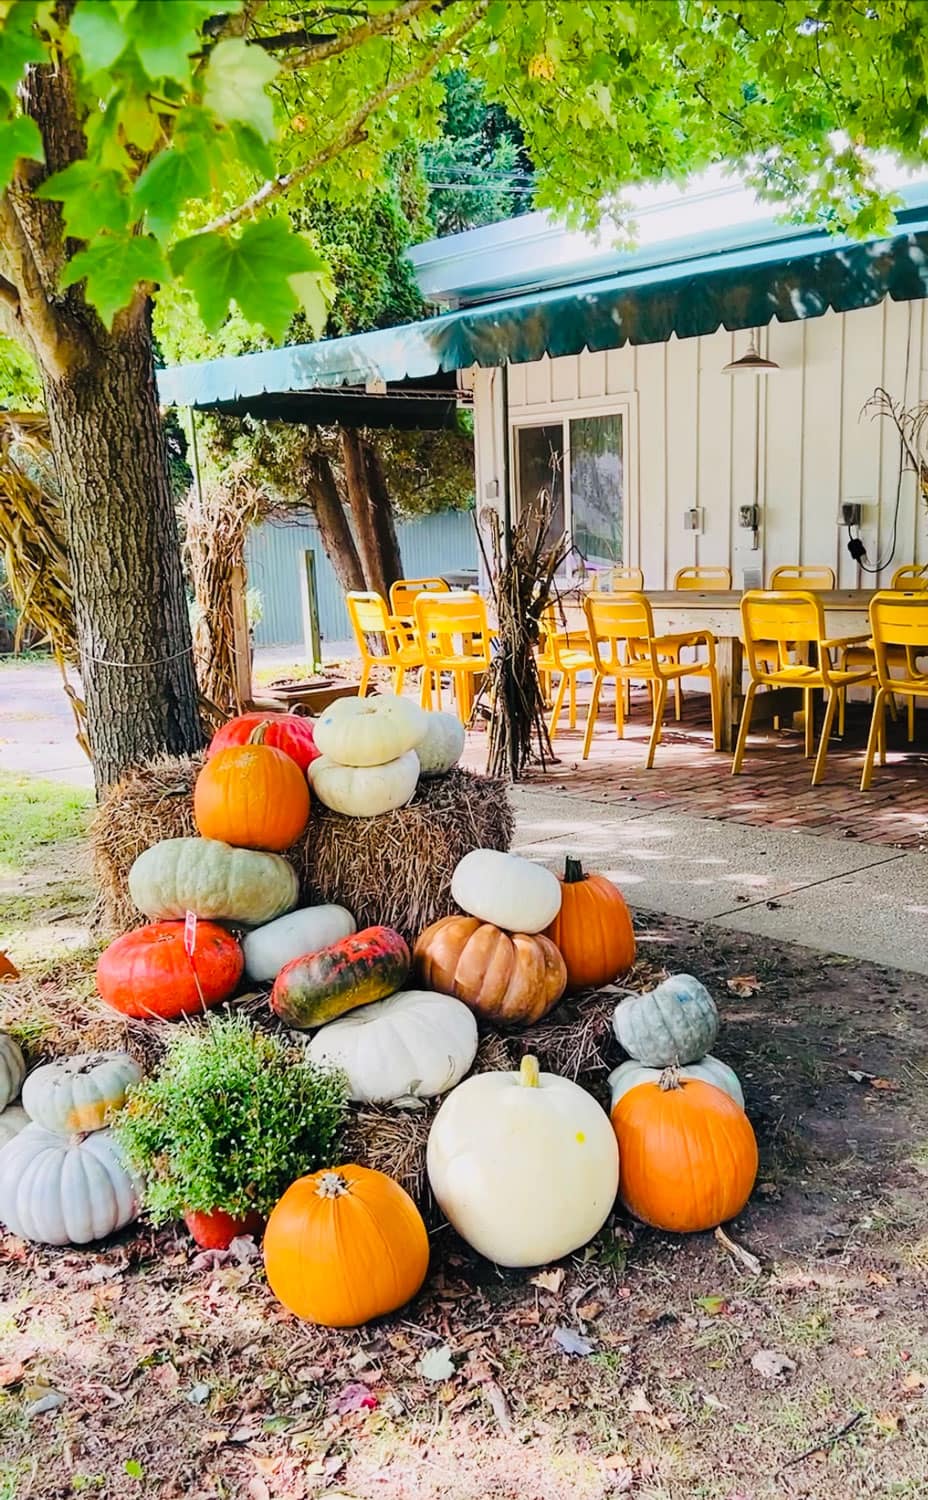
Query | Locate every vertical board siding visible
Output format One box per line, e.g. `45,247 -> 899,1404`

479,301 -> 928,591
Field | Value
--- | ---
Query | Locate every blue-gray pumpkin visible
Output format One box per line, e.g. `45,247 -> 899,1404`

612,974 -> 719,1067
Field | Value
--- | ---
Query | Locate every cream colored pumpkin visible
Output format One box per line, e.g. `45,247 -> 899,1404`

608,1054 -> 744,1111
22,1052 -> 141,1136
243,904 -> 357,982
426,1055 -> 619,1267
416,711 -> 465,778
0,1124 -> 138,1245
129,837 -> 298,924
0,1104 -> 28,1151
305,988 -> 478,1103
309,751 -> 419,817
314,694 -> 427,767
0,1033 -> 25,1112
451,850 -> 561,934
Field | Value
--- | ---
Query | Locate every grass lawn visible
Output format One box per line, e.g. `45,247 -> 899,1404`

0,792 -> 926,1499
0,771 -> 91,877
0,772 -> 94,969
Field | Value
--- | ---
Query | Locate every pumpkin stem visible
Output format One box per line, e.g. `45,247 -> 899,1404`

563,856 -> 586,884
247,720 -> 271,746
314,1171 -> 350,1198
658,1067 -> 682,1092
519,1054 -> 540,1088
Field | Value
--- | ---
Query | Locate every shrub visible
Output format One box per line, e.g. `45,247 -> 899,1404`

113,1014 -> 347,1222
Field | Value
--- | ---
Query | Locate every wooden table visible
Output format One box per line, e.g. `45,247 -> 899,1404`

560,589 -> 877,751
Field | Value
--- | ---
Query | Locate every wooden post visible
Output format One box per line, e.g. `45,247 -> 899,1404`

229,563 -> 252,711
300,548 -> 322,670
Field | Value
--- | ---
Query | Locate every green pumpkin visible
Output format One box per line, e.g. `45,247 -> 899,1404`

270,926 -> 411,1030
612,973 -> 719,1067
129,838 -> 298,926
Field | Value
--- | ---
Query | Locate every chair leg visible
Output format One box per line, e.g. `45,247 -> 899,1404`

393,666 -> 405,696
419,670 -> 431,710
908,695 -> 915,743
359,661 -> 371,697
614,677 -> 626,739
645,679 -> 667,769
732,682 -> 758,775
803,688 -> 814,758
709,670 -> 722,752
548,672 -> 568,741
568,670 -> 577,730
860,688 -> 886,791
811,688 -> 838,786
582,676 -> 603,760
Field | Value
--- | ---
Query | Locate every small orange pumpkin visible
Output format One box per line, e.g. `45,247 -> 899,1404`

414,915 -> 566,1026
194,720 -> 310,851
544,856 -> 635,993
263,1164 -> 429,1327
611,1070 -> 758,1233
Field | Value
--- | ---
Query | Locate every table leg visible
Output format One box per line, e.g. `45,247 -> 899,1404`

715,635 -> 743,752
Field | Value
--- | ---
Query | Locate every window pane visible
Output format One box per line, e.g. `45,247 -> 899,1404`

516,423 -> 564,548
569,413 -> 623,569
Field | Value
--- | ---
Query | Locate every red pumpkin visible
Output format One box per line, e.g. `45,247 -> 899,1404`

96,921 -> 244,1020
208,712 -> 320,773
184,1207 -> 264,1250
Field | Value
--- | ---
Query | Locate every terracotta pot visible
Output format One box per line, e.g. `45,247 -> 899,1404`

183,1207 -> 264,1250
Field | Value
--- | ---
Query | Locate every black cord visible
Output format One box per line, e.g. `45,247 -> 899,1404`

850,306 -> 913,573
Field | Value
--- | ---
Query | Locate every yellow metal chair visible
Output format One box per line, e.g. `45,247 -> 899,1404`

732,591 -> 875,786
860,593 -> 928,789
674,566 -> 732,590
582,592 -> 721,768
345,591 -> 423,698
389,576 -> 449,621
538,606 -> 596,739
839,567 -> 925,741
891,564 -> 928,589
769,564 -> 836,590
589,565 -> 644,592
414,591 -> 493,722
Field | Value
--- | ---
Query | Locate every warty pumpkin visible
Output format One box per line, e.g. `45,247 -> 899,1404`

96,920 -> 244,1020
194,720 -> 311,851
23,1052 -> 141,1135
0,1124 -> 139,1245
207,711 -> 319,772
413,915 -> 566,1026
264,1164 -> 429,1326
270,925 -> 410,1029
612,973 -> 719,1067
544,856 -> 635,992
0,1032 -> 25,1112
128,838 -> 298,925
611,1069 -> 758,1233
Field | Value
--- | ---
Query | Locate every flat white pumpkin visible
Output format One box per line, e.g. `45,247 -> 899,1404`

314,694 -> 427,767
427,1055 -> 619,1267
306,988 -> 478,1103
243,904 -> 357,982
0,1032 -> 25,1112
309,750 -> 419,817
0,1124 -> 138,1245
451,849 -> 561,934
22,1052 -> 141,1136
608,1054 -> 744,1111
416,711 -> 465,778
0,1104 -> 28,1151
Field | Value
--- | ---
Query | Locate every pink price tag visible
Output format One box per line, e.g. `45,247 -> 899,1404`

183,910 -> 197,959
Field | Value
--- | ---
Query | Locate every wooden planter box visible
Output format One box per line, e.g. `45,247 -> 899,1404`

254,680 -> 362,715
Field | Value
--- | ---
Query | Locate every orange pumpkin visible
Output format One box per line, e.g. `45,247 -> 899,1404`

263,1164 -> 429,1327
194,720 -> 310,851
611,1070 -> 758,1233
544,856 -> 635,993
414,915 -> 566,1026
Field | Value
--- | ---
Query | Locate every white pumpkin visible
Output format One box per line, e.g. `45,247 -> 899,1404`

608,1054 -> 744,1111
0,1124 -> 138,1245
243,904 -> 357,982
314,694 -> 427,767
21,1052 -> 141,1136
306,988 -> 478,1104
0,1104 -> 28,1151
427,1055 -> 619,1267
451,849 -> 561,934
416,711 -> 465,778
309,750 -> 419,817
0,1033 -> 25,1112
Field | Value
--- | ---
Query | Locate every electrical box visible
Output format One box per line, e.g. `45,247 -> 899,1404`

738,504 -> 759,529
838,501 -> 862,526
683,507 -> 704,532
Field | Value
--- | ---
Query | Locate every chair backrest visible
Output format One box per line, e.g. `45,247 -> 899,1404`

346,591 -> 394,662
740,590 -> 824,677
389,577 -> 450,616
869,592 -> 928,685
414,591 -> 491,666
584,591 -> 652,669
890,563 -> 928,590
769,564 -> 835,591
674,565 -> 732,591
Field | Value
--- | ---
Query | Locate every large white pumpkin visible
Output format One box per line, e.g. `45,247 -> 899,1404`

0,1104 -> 28,1151
22,1052 -> 141,1136
608,1054 -> 744,1111
309,750 -> 419,817
0,1124 -> 139,1245
416,711 -> 465,778
426,1055 -> 619,1267
314,694 -> 427,767
306,988 -> 478,1104
243,904 -> 357,982
451,850 -> 561,934
0,1033 -> 25,1112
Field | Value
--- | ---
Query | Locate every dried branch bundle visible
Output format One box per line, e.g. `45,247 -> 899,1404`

863,386 -> 928,503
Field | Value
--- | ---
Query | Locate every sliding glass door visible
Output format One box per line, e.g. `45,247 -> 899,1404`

513,408 -> 626,573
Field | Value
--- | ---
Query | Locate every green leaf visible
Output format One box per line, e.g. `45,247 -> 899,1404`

119,90 -> 163,152
124,1459 -> 144,1481
171,218 -> 326,339
36,160 -> 129,240
125,0 -> 217,84
132,137 -> 211,242
203,38 -> 279,142
0,6 -> 46,94
71,0 -> 128,73
229,121 -> 276,181
60,233 -> 168,328
0,115 -> 44,191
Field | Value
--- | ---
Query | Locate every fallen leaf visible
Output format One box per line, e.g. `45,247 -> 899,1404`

417,1345 -> 455,1382
228,1235 -> 260,1262
530,1267 -> 565,1295
628,1385 -> 672,1429
124,1460 -> 143,1481
0,1362 -> 24,1388
247,1479 -> 270,1500
695,1294 -> 728,1316
348,1349 -> 375,1374
552,1326 -> 594,1356
901,1370 -> 928,1391
750,1349 -> 796,1379
850,1346 -> 869,1359
190,1247 -> 233,1272
726,974 -> 762,997
871,1077 -> 899,1091
25,1389 -> 66,1417
868,1271 -> 890,1287
576,1299 -> 603,1320
334,1382 -> 378,1415
186,1383 -> 211,1405
715,1226 -> 762,1276
606,1466 -> 635,1493
873,1411 -> 901,1433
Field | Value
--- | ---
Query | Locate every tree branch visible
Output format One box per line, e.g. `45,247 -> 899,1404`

0,271 -> 20,312
0,192 -> 79,377
199,0 -> 488,235
281,0 -> 439,70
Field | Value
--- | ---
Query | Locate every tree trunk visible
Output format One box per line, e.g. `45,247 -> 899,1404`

42,305 -> 204,791
362,438 -> 403,592
306,452 -> 365,593
340,425 -> 388,598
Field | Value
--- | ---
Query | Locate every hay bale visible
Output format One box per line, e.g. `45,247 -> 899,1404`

90,754 -> 202,933
297,767 -> 513,944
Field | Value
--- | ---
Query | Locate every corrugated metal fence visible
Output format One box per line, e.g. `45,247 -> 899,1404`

245,508 -> 478,646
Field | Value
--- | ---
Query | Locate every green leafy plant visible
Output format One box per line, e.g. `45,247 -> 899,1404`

113,1014 -> 347,1221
